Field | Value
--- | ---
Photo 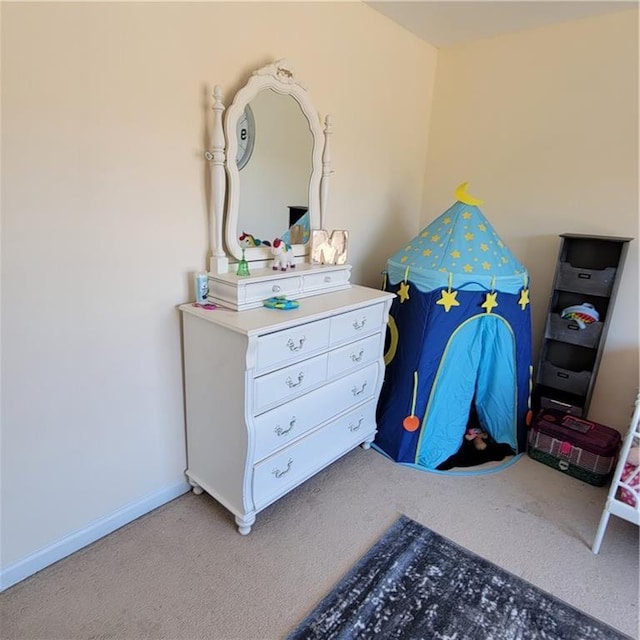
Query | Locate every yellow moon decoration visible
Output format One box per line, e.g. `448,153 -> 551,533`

384,315 -> 399,366
455,182 -> 484,206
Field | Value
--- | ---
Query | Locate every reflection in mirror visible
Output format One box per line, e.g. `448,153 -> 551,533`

238,90 -> 313,244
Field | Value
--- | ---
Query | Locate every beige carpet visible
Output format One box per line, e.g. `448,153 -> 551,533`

1,450 -> 638,639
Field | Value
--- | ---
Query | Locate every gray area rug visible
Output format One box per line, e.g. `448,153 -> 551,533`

288,515 -> 631,640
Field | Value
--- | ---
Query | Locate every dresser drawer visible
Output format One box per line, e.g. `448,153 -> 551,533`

327,333 -> 383,379
252,401 -> 377,510
302,267 -> 351,292
253,363 -> 380,460
243,276 -> 302,306
330,303 -> 385,346
253,353 -> 329,414
255,318 -> 331,373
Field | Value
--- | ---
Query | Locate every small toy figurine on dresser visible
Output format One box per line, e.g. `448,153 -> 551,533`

271,238 -> 295,271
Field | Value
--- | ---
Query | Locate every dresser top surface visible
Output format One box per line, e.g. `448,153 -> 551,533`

179,285 -> 394,336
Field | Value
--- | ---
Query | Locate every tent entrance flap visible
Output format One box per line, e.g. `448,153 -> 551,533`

415,315 -> 518,470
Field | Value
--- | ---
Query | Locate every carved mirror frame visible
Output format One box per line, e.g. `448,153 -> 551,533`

207,60 -> 333,273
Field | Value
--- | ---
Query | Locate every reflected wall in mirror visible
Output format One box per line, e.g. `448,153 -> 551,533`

238,89 -> 313,244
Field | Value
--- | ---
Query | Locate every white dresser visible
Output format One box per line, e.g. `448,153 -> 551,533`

180,285 -> 394,534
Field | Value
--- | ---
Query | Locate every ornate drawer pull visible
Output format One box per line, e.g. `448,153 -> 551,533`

353,318 -> 367,330
349,417 -> 364,432
287,336 -> 306,351
286,373 -> 304,388
350,349 -> 364,362
272,284 -> 282,293
273,458 -> 293,478
274,417 -> 296,436
352,381 -> 367,396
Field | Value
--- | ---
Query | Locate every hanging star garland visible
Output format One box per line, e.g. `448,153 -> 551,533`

482,291 -> 499,314
398,281 -> 410,303
437,289 -> 460,312
398,266 -> 411,303
436,272 -> 460,312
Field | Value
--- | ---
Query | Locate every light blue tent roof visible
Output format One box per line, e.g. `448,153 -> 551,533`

387,199 -> 528,294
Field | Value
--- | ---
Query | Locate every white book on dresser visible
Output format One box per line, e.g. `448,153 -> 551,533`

180,285 -> 394,534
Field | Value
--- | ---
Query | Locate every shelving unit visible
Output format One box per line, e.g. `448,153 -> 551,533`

533,234 -> 632,417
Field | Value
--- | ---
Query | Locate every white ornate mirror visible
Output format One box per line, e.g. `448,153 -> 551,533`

207,59 -> 333,273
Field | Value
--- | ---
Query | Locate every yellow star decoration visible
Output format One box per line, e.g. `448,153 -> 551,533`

443,217 -> 451,224
400,255 -> 408,263
463,211 -> 472,220
463,264 -> 473,273
431,234 -> 440,242
497,240 -> 504,247
464,232 -> 474,241
478,223 -> 487,231
422,248 -> 432,257
482,261 -> 491,270
502,257 -> 509,264
518,288 -> 530,310
480,243 -> 489,252
398,281 -> 410,303
437,289 -> 460,312
421,231 -> 429,237
482,292 -> 499,314
451,250 -> 461,259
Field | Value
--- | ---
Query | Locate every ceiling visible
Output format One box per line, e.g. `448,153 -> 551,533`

364,1 -> 636,47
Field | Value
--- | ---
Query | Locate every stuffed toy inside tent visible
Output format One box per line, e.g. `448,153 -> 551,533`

375,184 -> 533,472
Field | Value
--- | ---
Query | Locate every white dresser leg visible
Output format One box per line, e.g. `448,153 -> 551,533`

189,480 -> 204,495
235,514 -> 256,535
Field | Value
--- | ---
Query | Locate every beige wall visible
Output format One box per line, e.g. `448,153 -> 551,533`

0,2 -> 436,579
423,9 -> 639,430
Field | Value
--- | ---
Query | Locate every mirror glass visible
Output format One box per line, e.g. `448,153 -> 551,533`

237,89 -> 313,244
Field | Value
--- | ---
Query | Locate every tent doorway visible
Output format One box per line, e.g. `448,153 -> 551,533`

415,314 -> 518,470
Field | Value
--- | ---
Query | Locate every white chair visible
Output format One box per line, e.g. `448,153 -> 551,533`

592,391 -> 640,553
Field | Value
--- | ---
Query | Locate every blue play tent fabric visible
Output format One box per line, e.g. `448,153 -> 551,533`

375,189 -> 533,471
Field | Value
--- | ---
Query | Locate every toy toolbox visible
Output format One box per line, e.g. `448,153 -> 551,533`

528,409 -> 621,486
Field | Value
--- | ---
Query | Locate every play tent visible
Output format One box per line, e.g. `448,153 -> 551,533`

375,184 -> 533,471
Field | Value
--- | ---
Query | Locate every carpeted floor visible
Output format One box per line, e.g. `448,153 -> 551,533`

1,451 -> 638,639
288,515 -> 632,639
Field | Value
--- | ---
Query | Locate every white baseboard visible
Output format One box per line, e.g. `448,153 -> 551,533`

0,481 -> 191,592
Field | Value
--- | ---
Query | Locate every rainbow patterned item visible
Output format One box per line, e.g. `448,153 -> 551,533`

561,303 -> 599,330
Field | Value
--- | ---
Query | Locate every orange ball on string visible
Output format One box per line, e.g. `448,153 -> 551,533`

403,415 -> 420,432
